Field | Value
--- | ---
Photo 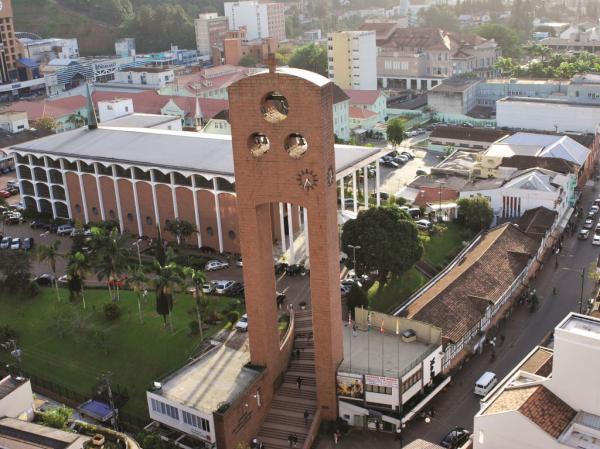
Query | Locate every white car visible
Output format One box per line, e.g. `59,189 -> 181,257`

0,236 -> 11,249
593,235 -> 600,246
205,260 -> 229,271
9,238 -> 20,250
215,280 -> 235,294
236,258 -> 243,267
202,281 -> 218,294
585,218 -> 594,229
57,224 -> 74,236
592,205 -> 600,214
415,219 -> 433,230
235,314 -> 249,332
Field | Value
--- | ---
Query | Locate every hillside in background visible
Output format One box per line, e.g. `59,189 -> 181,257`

13,0 -> 225,56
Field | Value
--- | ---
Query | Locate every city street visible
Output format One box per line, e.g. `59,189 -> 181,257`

317,182 -> 600,448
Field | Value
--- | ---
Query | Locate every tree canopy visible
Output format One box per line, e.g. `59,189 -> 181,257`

387,118 -> 406,148
288,44 -> 328,76
341,206 -> 423,285
477,24 -> 522,59
456,197 -> 493,232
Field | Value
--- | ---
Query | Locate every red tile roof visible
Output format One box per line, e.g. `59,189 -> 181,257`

408,223 -> 539,344
520,386 -> 576,438
412,186 -> 459,207
344,89 -> 382,106
349,106 -> 378,120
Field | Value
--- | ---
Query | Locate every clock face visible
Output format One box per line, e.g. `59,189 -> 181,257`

297,169 -> 318,191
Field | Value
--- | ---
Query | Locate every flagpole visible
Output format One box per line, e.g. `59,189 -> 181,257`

382,329 -> 385,376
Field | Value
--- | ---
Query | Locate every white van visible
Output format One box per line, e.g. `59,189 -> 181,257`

474,371 -> 498,396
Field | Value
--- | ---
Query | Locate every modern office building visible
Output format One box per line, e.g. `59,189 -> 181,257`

17,37 -> 79,64
0,0 -> 18,83
195,13 -> 229,56
224,1 -> 286,42
327,31 -> 377,90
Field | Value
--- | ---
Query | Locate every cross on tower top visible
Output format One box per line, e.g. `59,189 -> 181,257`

266,53 -> 277,74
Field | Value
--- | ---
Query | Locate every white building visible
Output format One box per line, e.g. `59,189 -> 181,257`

496,97 -> 600,134
0,375 -> 34,419
113,67 -> 175,89
460,168 -> 574,221
327,31 -> 377,91
18,37 -> 79,64
0,111 -> 29,133
115,38 -> 136,58
224,1 -> 286,42
195,13 -> 229,56
344,89 -> 387,122
474,313 -> 600,449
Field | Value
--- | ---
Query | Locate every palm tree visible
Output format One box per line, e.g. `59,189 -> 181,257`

185,267 -> 208,339
36,240 -> 63,302
67,251 -> 90,309
165,219 -> 197,247
494,57 -> 515,77
91,228 -> 131,301
128,267 -> 147,324
148,250 -> 185,332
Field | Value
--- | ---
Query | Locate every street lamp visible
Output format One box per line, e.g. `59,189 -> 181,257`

560,267 -> 586,314
347,244 -> 361,274
436,180 -> 446,222
132,238 -> 143,267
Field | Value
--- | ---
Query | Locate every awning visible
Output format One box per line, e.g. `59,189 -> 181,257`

353,128 -> 367,135
427,202 -> 458,211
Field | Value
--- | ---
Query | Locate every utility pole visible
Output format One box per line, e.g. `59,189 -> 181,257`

98,371 -> 119,430
1,339 -> 22,377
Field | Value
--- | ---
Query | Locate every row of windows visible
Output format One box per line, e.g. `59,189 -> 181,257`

16,162 -> 235,191
182,410 -> 211,433
401,370 -> 422,394
365,384 -> 393,395
151,398 -> 179,420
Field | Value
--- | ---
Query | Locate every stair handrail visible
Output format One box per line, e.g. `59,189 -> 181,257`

302,407 -> 321,449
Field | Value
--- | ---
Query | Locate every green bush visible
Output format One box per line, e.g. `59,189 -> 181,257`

103,302 -> 121,321
40,406 -> 72,429
227,310 -> 240,325
188,320 -> 200,335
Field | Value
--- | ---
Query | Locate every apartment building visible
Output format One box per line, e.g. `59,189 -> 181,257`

195,13 -> 229,56
474,313 -> 600,449
360,23 -> 499,91
327,31 -> 377,90
0,0 -> 18,83
224,1 -> 286,42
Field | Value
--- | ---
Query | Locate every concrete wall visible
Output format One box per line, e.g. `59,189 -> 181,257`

0,378 -> 34,418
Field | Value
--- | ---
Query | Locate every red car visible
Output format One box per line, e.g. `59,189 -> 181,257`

0,190 -> 10,198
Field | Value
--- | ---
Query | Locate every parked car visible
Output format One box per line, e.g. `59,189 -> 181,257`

13,202 -> 24,211
382,160 -> 400,169
0,190 -> 10,198
205,260 -> 229,271
235,314 -> 249,332
57,224 -> 75,236
440,427 -> 470,449
415,219 -> 433,230
593,235 -> 600,246
0,236 -> 11,249
30,220 -> 50,230
461,122 -> 475,128
215,280 -> 235,294
595,197 -> 600,206
228,282 -> 245,297
341,284 -> 351,297
6,186 -> 19,195
5,214 -> 23,225
202,281 -> 218,294
58,275 -> 69,285
592,205 -> 600,215
22,237 -> 34,250
416,169 -> 427,176
579,229 -> 591,240
35,274 -> 54,286
9,238 -> 20,250
400,151 -> 414,159
236,257 -> 243,267
585,218 -> 594,229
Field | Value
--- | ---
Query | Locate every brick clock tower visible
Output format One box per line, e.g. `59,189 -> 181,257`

228,62 -> 343,420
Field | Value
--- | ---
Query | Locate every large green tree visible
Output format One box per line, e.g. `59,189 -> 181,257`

456,197 -> 494,231
346,284 -> 368,319
165,218 -> 197,247
67,251 -> 91,309
148,251 -> 185,332
36,240 -> 63,302
419,6 -> 459,31
90,228 -> 131,301
477,24 -> 522,59
0,250 -> 31,293
288,44 -> 328,76
387,118 -> 406,149
341,206 -> 423,286
185,267 -> 209,340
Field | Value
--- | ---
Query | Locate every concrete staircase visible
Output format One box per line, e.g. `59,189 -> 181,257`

257,309 -> 317,449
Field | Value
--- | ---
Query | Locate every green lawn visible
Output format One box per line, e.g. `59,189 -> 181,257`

0,288 -> 243,421
422,222 -> 474,269
368,268 -> 427,313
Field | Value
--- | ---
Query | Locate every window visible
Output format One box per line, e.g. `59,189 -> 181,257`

401,370 -> 422,394
206,227 -> 214,237
365,384 -> 392,395
75,204 -> 82,213
150,398 -> 179,420
127,213 -> 134,222
146,216 -> 153,225
92,207 -> 99,216
228,230 -> 236,240
182,410 -> 211,432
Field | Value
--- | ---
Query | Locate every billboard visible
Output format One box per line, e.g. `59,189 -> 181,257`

365,374 -> 399,389
337,372 -> 364,399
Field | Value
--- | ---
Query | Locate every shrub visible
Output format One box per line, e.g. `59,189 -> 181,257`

227,310 -> 240,325
25,281 -> 40,298
103,303 -> 121,321
40,406 -> 72,429
188,320 -> 200,335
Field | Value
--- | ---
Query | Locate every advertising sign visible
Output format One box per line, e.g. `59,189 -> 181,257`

336,372 -> 364,399
365,374 -> 399,389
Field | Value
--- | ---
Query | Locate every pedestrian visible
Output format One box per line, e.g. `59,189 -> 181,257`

375,420 -> 381,432
295,348 -> 301,360
287,434 -> 293,448
297,376 -> 303,390
333,431 -> 339,445
352,323 -> 357,337
304,409 -> 309,425
292,434 -> 298,447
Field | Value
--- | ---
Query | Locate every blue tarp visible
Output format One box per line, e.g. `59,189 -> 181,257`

16,58 -> 39,69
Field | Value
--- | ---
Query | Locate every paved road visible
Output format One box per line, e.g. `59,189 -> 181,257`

317,183 -> 600,448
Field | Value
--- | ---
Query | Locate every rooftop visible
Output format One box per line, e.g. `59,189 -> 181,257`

157,333 -> 258,414
0,376 -> 26,400
501,155 -> 578,175
102,113 -> 180,129
403,439 -> 444,449
404,224 -> 538,344
432,150 -> 478,176
344,89 -> 382,106
9,126 -> 384,180
430,77 -> 481,93
429,126 -> 509,143
560,314 -> 600,340
0,418 -> 90,449
349,106 -> 378,120
516,207 -> 558,241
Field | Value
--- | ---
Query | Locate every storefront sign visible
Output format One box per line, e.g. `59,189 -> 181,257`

365,374 -> 399,388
